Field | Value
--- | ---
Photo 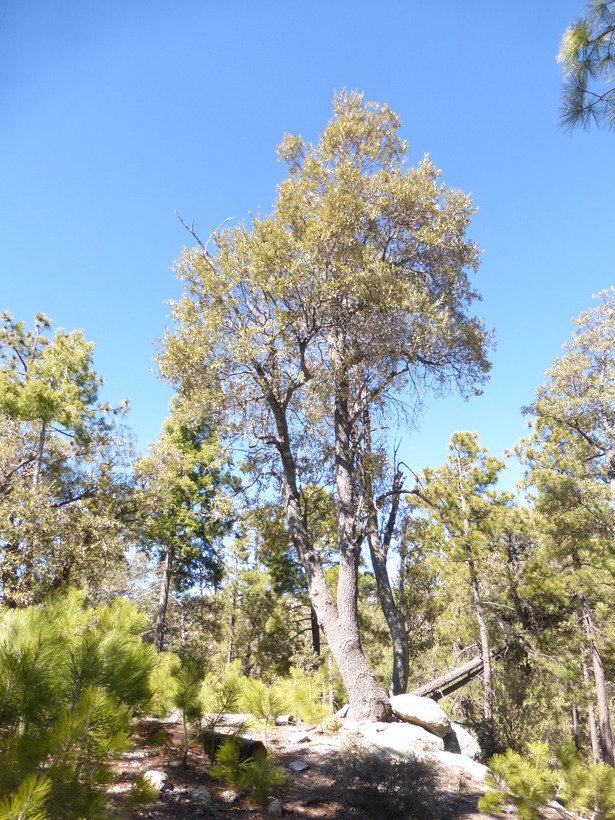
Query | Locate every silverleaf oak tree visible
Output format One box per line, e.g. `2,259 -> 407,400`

160,91 -> 492,720
559,0 -> 615,130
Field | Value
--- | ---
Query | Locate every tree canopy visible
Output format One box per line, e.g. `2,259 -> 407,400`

160,90 -> 492,719
559,0 -> 615,130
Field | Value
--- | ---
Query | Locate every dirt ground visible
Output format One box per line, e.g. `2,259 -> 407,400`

108,715 -> 500,819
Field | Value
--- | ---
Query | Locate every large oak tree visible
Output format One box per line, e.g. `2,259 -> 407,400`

160,91 -> 491,720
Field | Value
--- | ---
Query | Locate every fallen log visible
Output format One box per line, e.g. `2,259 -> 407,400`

410,656 -> 485,701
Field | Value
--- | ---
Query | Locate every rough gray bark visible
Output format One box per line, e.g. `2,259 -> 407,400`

310,604 -> 320,656
154,545 -> 174,653
362,417 -> 408,695
582,657 -> 601,763
269,367 -> 391,722
581,593 -> 614,766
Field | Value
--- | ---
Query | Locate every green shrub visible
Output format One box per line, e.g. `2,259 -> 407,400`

478,742 -> 555,820
124,773 -> 159,809
210,738 -> 285,805
480,741 -> 615,819
0,590 -> 156,819
170,657 -> 205,765
241,679 -> 288,745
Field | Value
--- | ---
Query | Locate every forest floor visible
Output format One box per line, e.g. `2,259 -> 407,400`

106,714 -> 510,819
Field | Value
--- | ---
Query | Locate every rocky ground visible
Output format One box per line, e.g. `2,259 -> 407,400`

107,715 -> 499,819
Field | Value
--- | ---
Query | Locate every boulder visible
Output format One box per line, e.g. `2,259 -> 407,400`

443,722 -> 482,760
421,750 -> 488,782
142,769 -> 168,791
389,694 -> 451,737
267,797 -> 283,815
344,720 -> 444,760
190,786 -> 213,807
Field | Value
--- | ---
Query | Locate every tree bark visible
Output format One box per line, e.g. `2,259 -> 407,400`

361,413 -> 408,694
270,382 -> 391,722
457,462 -> 493,733
467,550 -> 494,729
32,421 -> 46,490
572,703 -> 580,751
154,546 -> 174,653
582,657 -> 601,763
310,604 -> 320,656
581,593 -> 614,765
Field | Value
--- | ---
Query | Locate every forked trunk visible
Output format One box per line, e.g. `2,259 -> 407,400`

272,387 -> 391,722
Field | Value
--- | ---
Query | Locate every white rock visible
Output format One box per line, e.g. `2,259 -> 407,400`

267,797 -> 283,815
389,694 -> 451,737
142,769 -> 167,791
191,785 -> 213,806
336,703 -> 349,718
289,760 -> 310,773
444,722 -> 482,760
421,750 -> 489,782
344,720 -> 444,759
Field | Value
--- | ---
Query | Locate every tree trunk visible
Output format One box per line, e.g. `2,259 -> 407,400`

572,703 -> 580,751
154,546 -> 174,653
271,387 -> 391,722
582,657 -> 601,763
361,410 -> 409,695
32,421 -> 46,490
365,497 -> 408,695
467,553 -> 494,729
581,593 -> 614,766
458,471 -> 493,733
310,604 -> 320,656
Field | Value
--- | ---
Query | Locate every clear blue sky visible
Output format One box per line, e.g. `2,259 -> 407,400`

2,1 -> 613,487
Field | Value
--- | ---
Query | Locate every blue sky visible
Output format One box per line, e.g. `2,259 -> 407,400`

1,1 -> 613,487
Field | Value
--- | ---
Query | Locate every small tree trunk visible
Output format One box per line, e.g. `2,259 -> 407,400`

361,413 -> 409,695
581,593 -> 614,766
328,651 -> 335,713
458,467 -> 493,735
366,517 -> 409,694
582,658 -> 601,763
154,546 -> 174,653
572,703 -> 580,750
32,421 -> 46,490
468,556 -> 494,729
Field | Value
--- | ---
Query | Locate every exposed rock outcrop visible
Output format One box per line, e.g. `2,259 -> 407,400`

444,722 -> 482,760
